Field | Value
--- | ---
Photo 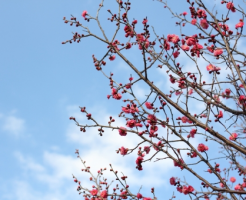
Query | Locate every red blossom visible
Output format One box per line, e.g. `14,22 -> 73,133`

120,147 -> 128,155
226,2 -> 236,12
170,177 -> 176,185
200,19 -> 209,29
119,127 -> 127,136
230,177 -> 236,183
145,102 -> 154,109
191,18 -> 197,25
126,119 -> 136,128
100,190 -> 108,198
235,21 -> 244,29
229,133 -> 238,140
109,55 -> 116,61
167,34 -> 180,44
82,10 -> 87,18
214,48 -> 223,56
90,189 -> 98,196
197,143 -> 209,152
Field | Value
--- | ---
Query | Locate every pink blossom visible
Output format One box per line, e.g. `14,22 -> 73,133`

200,19 -> 209,29
120,147 -> 128,155
122,106 -> 131,113
229,133 -> 238,140
197,143 -> 208,152
147,114 -> 157,125
164,40 -> 170,50
181,45 -> 190,51
190,129 -> 197,138
126,42 -> 132,49
142,19 -> 148,24
119,127 -> 127,136
136,34 -> 145,42
183,11 -> 188,16
143,198 -> 152,200
186,37 -> 196,46
167,34 -> 180,44
220,183 -> 225,188
173,51 -> 180,58
100,190 -> 108,198
181,116 -> 189,123
120,191 -> 128,199
82,10 -> 88,18
227,2 -> 236,12
136,123 -> 143,127
132,20 -> 138,24
126,120 -> 136,128
144,146 -> 150,154
235,184 -> 242,190
113,93 -> 122,100
214,48 -> 223,56
235,21 -> 244,29
191,19 -> 197,25
206,64 -> 215,71
90,189 -> 98,196
130,105 -> 139,113
230,177 -> 236,183
174,159 -> 184,169
109,55 -> 116,61
182,185 -> 194,195
137,193 -> 143,199
188,89 -> 193,95
150,125 -> 158,134
129,77 -> 134,81
170,177 -> 176,185
197,9 -> 207,18
217,110 -> 223,118
145,102 -> 154,109
136,156 -> 144,165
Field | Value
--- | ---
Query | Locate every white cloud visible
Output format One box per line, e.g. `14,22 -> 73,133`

2,115 -> 25,136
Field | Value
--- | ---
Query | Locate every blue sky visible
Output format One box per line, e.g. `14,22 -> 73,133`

1,0 -> 245,199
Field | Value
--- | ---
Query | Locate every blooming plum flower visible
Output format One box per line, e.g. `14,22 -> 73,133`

227,2 -> 236,12
173,51 -> 180,58
100,190 -> 108,198
183,11 -> 187,16
82,10 -> 87,18
90,189 -> 98,196
122,106 -> 131,113
190,129 -> 197,138
119,127 -> 127,136
137,193 -> 143,199
120,147 -> 128,155
191,19 -> 197,25
197,143 -> 208,152
186,37 -> 196,46
126,119 -> 136,128
206,64 -> 215,71
214,48 -> 223,56
170,177 -> 176,185
234,184 -> 242,190
181,45 -> 190,51
147,114 -> 157,125
230,177 -> 236,183
167,34 -> 180,44
200,19 -> 209,29
144,146 -> 150,154
217,110 -> 223,119
229,133 -> 238,140
235,21 -> 244,29
188,89 -> 193,95
109,55 -> 116,61
145,102 -> 154,109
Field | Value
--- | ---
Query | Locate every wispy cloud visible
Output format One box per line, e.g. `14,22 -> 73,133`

2,115 -> 25,137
